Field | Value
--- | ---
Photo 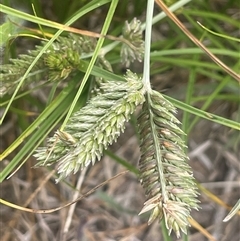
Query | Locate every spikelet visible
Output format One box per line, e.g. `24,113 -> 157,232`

34,70 -> 145,181
121,18 -> 144,67
43,34 -> 98,81
0,47 -> 47,96
138,90 -> 199,237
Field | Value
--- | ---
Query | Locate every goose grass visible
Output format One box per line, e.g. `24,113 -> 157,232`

1,0 -> 239,240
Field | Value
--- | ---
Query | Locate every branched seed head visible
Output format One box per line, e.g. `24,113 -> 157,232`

121,18 -> 144,67
138,90 -> 199,237
35,70 -> 145,181
0,34 -> 109,96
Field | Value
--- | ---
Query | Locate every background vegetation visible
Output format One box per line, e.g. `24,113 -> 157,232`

0,0 -> 239,241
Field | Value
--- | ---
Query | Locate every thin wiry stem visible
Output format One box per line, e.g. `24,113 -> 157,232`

62,167 -> 88,241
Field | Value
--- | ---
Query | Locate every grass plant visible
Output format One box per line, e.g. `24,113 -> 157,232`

0,0 -> 239,240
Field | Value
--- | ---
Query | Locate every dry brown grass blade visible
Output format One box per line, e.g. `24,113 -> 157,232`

10,18 -> 132,47
189,218 -> 217,241
88,223 -> 148,239
154,0 -> 240,82
2,170 -> 55,241
0,170 -> 128,214
198,183 -> 240,216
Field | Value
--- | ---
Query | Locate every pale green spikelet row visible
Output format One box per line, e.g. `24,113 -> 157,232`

0,34 -> 108,96
121,18 -> 144,67
34,70 -> 145,181
137,90 -> 199,238
0,47 -> 47,96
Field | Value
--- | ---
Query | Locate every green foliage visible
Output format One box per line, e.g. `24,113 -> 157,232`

0,15 -> 23,47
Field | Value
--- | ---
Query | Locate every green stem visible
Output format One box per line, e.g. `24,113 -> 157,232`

142,0 -> 155,92
141,0 -> 192,29
148,95 -> 168,202
61,0 -> 119,130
